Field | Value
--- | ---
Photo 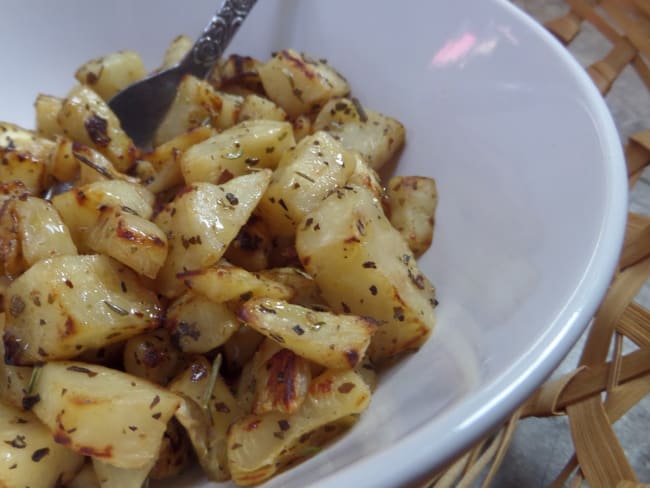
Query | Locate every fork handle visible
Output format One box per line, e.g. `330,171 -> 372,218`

182,0 -> 257,78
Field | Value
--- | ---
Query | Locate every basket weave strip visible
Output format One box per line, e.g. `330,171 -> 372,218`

566,397 -> 637,486
546,0 -> 650,95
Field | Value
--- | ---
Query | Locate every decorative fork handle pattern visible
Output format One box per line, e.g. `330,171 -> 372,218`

190,0 -> 257,71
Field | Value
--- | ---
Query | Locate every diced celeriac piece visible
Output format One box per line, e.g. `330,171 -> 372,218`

166,291 -> 240,354
212,54 -> 265,94
170,355 -> 244,481
295,185 -> 437,363
313,97 -> 405,170
223,324 -> 265,374
0,122 -> 55,160
74,140 -> 139,185
211,91 -> 244,130
257,267 -> 327,309
292,114 -> 312,141
252,346 -> 312,415
3,254 -> 161,365
0,402 -> 85,487
347,152 -> 385,201
257,131 -> 356,237
92,457 -> 156,488
178,263 -> 293,304
0,182 -> 30,277
57,84 -> 136,171
0,192 -> 76,278
0,314 -> 33,410
67,462 -> 101,488
31,361 -> 181,469
238,94 -> 287,122
258,49 -> 350,118
86,206 -> 168,279
180,120 -> 295,185
14,195 -> 77,265
227,369 -> 370,485
149,418 -> 193,480
224,215 -> 272,271
75,50 -> 147,101
34,94 -> 64,139
52,179 -> 154,252
153,171 -> 271,298
161,35 -> 193,69
386,175 -> 438,257
50,136 -> 80,181
142,126 -> 215,193
153,75 -> 222,146
235,338 -> 283,411
123,329 -> 182,385
0,122 -> 55,195
239,298 -> 376,369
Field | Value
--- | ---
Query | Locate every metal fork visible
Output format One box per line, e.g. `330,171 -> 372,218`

108,0 -> 257,149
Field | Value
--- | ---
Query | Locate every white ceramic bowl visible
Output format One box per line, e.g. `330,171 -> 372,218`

1,1 -> 627,487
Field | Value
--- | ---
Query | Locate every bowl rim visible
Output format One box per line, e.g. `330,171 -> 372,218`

305,1 -> 628,486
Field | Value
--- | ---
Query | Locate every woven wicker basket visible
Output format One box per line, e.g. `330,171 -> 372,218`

422,1 -> 650,486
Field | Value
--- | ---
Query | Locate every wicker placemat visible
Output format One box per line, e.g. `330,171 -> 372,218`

423,1 -> 650,486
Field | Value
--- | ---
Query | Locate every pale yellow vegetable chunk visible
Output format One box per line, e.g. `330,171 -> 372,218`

92,457 -> 156,488
170,355 -> 245,481
31,361 -> 181,469
34,94 -> 64,139
74,142 -> 139,185
212,54 -> 265,94
386,175 -> 438,257
252,346 -> 312,415
239,298 -> 376,369
238,94 -> 287,122
57,84 -> 136,171
52,179 -> 154,252
257,267 -> 326,309
211,91 -> 244,130
87,207 -> 168,279
347,153 -> 385,201
257,131 -> 356,237
67,462 -> 101,488
228,369 -> 371,485
313,97 -> 406,170
0,182 -> 29,278
179,263 -> 293,304
0,314 -> 33,410
0,122 -> 54,195
258,49 -> 349,118
154,75 -> 223,146
154,171 -> 271,298
0,122 -> 55,160
142,126 -> 215,193
166,291 -> 240,354
180,120 -> 295,185
14,196 -> 77,265
3,254 -> 161,365
224,215 -> 272,271
50,136 -> 81,181
161,35 -> 192,69
123,329 -> 182,386
149,418 -> 193,480
0,193 -> 77,278
295,185 -> 436,363
75,50 -> 147,101
0,402 -> 85,487
235,338 -> 283,412
0,151 -> 48,196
